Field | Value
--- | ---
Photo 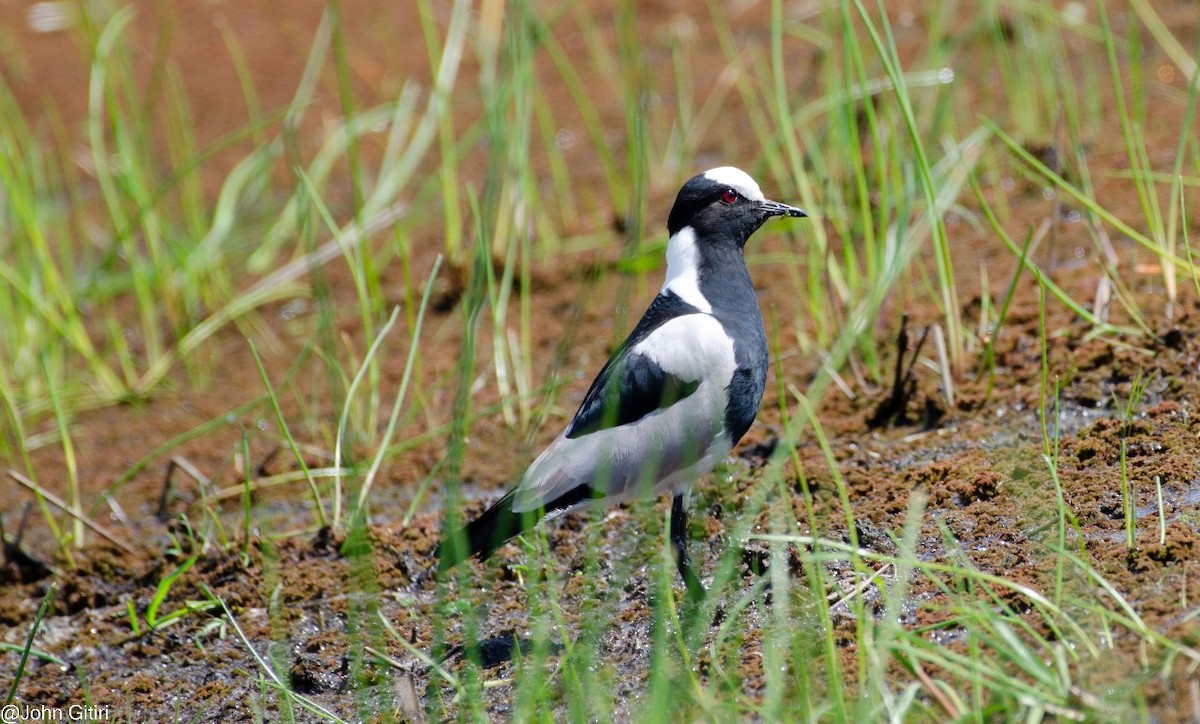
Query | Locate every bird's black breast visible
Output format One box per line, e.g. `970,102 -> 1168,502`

695,243 -> 769,444
723,363 -> 766,443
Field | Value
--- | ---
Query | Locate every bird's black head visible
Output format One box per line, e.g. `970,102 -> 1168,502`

666,167 -> 806,245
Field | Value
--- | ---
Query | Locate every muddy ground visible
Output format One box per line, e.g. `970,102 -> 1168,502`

2,0 -> 1200,721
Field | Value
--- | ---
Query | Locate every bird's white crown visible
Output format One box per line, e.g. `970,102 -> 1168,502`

702,166 -> 764,202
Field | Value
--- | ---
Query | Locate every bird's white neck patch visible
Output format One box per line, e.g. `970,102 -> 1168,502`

662,226 -> 712,313
703,166 -> 765,202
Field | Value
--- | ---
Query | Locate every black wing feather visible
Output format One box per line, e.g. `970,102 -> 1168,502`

566,352 -> 699,438
436,484 -> 601,569
564,291 -> 705,439
435,490 -> 524,570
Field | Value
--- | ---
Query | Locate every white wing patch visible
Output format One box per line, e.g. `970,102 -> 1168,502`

512,314 -> 738,514
662,226 -> 711,313
631,314 -> 733,381
703,166 -> 765,201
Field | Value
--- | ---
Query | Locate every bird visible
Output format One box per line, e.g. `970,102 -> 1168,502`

435,166 -> 806,599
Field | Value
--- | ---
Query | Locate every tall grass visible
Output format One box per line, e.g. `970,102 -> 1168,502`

416,0 -> 1199,719
4,0 -> 1200,720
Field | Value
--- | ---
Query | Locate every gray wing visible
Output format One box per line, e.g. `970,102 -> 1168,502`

513,314 -> 738,514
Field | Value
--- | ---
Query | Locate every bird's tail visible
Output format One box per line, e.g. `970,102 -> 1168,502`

435,490 -> 543,571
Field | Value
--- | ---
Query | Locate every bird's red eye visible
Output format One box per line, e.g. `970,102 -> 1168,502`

721,188 -> 738,204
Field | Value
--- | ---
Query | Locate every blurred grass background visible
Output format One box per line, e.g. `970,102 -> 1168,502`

1,0 -> 1199,719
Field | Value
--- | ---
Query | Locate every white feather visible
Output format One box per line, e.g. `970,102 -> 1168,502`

512,315 -> 737,513
631,314 -> 731,380
661,226 -> 711,313
702,166 -> 765,201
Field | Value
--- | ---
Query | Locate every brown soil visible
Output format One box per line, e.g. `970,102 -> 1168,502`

3,1 -> 1200,721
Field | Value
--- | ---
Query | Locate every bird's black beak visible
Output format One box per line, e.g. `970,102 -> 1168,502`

758,198 -> 807,219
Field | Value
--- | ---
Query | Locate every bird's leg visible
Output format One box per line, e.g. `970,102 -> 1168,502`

670,494 -> 705,602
